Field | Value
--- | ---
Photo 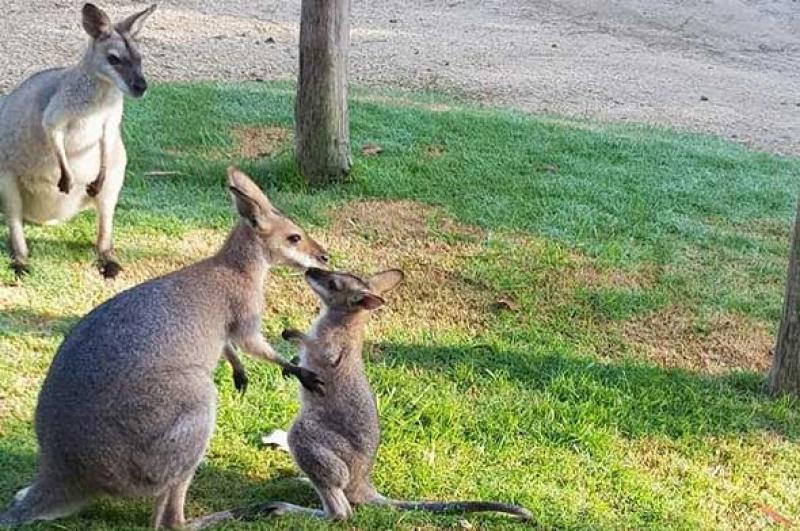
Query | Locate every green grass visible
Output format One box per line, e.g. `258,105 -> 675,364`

1,81 -> 799,530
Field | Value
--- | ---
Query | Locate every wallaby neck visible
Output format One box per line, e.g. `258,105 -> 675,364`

217,221 -> 270,281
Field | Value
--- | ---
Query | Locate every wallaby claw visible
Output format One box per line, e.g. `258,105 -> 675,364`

285,365 -> 324,395
57,173 -> 72,194
10,261 -> 29,278
233,369 -> 249,394
99,259 -> 122,279
86,169 -> 106,197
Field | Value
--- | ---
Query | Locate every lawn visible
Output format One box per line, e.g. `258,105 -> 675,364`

1,82 -> 799,530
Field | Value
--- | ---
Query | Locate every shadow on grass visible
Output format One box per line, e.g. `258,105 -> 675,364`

378,342 -> 799,441
0,308 -> 79,339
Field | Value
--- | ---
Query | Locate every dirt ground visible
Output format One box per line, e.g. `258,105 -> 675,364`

0,0 -> 798,155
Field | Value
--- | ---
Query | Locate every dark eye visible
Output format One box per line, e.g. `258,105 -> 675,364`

328,279 -> 340,291
107,55 -> 121,66
287,234 -> 302,244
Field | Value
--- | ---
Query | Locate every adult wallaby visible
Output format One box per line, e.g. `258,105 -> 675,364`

0,3 -> 155,278
190,268 -> 532,528
0,167 -> 328,528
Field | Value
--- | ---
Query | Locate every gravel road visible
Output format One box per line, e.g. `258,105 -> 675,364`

0,0 -> 798,155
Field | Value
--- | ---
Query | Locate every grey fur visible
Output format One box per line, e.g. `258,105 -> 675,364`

0,167 -> 328,528
190,268 -> 532,528
0,3 -> 155,278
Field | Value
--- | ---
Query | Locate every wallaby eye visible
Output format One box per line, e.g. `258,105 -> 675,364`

328,279 -> 340,291
287,234 -> 302,244
107,54 -> 121,66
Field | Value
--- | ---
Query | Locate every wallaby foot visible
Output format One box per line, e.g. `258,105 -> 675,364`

186,501 -> 325,530
98,256 -> 122,279
152,475 -> 192,529
0,481 -> 87,525
282,364 -> 324,395
86,169 -> 106,197
10,260 -> 30,278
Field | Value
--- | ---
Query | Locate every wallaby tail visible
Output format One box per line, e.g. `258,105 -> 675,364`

382,497 -> 533,521
0,482 -> 83,526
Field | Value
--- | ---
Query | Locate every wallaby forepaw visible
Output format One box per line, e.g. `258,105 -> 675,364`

99,259 -> 122,279
57,174 -> 72,194
86,180 -> 101,197
296,367 -> 324,395
233,370 -> 249,394
281,329 -> 304,342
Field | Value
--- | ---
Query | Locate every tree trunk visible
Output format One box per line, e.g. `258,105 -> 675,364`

770,197 -> 800,396
295,0 -> 352,185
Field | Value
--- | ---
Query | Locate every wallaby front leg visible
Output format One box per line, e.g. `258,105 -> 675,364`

50,128 -> 74,195
86,124 -> 108,197
240,335 -> 324,394
223,343 -> 248,394
2,182 -> 29,277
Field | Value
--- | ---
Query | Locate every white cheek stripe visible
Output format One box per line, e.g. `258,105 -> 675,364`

284,247 -> 320,269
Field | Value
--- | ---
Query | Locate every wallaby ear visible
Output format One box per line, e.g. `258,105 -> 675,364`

82,3 -> 113,39
355,293 -> 386,311
226,166 -> 273,228
367,269 -> 404,295
116,4 -> 157,38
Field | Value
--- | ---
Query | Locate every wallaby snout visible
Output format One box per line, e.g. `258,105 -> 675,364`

226,166 -> 329,270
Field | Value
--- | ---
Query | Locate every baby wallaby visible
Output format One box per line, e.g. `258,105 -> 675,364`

191,268 -> 532,528
0,167 -> 328,529
0,3 -> 155,277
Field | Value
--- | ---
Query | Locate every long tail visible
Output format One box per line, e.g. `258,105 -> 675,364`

383,498 -> 533,520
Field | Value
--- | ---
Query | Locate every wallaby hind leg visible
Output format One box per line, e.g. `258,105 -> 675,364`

1,179 -> 29,277
0,480 -> 87,525
152,473 -> 193,529
93,164 -> 123,279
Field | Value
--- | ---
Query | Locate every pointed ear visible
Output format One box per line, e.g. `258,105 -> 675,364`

355,293 -> 386,311
82,3 -> 113,39
367,269 -> 404,295
116,4 -> 157,38
226,166 -> 273,228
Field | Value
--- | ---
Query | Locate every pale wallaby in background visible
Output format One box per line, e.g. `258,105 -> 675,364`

0,3 -> 155,278
0,167 -> 328,528
190,268 -> 532,528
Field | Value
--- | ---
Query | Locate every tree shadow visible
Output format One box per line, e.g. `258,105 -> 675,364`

376,342 -> 800,441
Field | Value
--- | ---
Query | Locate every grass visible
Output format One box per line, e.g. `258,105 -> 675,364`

1,81 -> 799,530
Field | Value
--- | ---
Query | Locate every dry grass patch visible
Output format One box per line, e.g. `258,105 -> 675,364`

231,126 -> 292,158
316,199 -> 494,336
621,308 -> 774,373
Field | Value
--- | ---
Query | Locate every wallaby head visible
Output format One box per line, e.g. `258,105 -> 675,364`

227,167 -> 329,270
81,3 -> 156,98
305,268 -> 404,312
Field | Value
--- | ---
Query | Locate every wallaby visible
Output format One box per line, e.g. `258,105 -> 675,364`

189,268 -> 533,528
0,3 -> 155,278
0,167 -> 329,529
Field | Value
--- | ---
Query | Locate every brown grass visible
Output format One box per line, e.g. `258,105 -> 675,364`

621,307 -> 774,373
231,126 -> 292,158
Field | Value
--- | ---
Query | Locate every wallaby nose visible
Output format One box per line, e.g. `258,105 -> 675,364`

131,79 -> 148,97
319,254 -> 330,264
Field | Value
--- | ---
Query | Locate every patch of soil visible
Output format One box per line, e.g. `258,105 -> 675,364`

621,308 -> 774,373
232,126 -> 292,158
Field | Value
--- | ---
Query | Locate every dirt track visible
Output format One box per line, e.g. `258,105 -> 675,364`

0,1 -> 798,155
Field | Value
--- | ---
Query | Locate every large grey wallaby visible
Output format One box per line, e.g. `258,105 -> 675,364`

0,167 -> 329,528
191,268 -> 533,528
0,3 -> 155,278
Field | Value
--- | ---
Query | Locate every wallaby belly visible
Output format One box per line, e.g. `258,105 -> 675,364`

17,135 -> 124,224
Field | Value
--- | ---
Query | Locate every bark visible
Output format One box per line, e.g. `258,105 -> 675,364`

295,0 -> 352,185
770,197 -> 800,396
